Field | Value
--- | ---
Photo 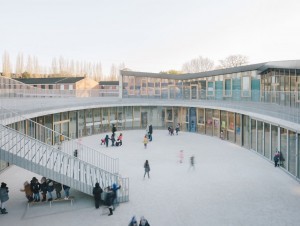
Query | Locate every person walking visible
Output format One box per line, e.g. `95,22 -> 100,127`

274,151 -> 280,167
107,183 -> 121,216
143,160 -> 150,179
93,182 -> 103,209
189,155 -> 195,170
0,182 -> 9,214
143,135 -> 149,149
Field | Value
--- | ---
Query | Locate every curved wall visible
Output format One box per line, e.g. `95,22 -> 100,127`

7,104 -> 300,181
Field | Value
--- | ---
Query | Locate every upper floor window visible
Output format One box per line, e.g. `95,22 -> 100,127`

224,78 -> 232,97
241,76 -> 251,97
207,81 -> 215,96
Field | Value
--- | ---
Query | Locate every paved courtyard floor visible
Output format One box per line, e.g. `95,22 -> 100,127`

1,130 -> 300,226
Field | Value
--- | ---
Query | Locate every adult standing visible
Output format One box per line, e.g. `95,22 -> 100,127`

107,183 -> 121,216
175,123 -> 180,135
143,160 -> 150,179
112,124 -> 117,135
139,216 -> 150,226
274,151 -> 280,167
0,182 -> 9,214
53,181 -> 62,199
148,124 -> 153,141
93,182 -> 103,209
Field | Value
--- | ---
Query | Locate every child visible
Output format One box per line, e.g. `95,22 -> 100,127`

143,135 -> 148,149
101,138 -> 106,145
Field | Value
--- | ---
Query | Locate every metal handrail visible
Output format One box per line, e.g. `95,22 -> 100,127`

0,106 -> 119,174
0,124 -> 129,202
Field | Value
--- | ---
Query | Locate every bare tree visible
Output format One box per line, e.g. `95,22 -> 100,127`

26,55 -> 33,76
182,56 -> 214,73
2,51 -> 12,77
218,55 -> 248,69
15,52 -> 24,78
109,64 -> 118,81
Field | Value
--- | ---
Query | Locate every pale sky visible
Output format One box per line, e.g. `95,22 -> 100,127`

1,0 -> 300,75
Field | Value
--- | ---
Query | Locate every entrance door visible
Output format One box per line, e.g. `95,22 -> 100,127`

190,85 -> 198,100
141,112 -> 148,129
189,107 -> 196,132
213,118 -> 220,137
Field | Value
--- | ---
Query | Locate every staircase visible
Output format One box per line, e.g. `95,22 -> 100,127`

0,107 -> 129,203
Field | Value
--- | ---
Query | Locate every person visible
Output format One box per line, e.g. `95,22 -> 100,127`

92,182 -> 103,209
128,216 -> 138,226
175,123 -> 180,135
143,135 -> 148,149
59,133 -> 64,144
139,216 -> 150,226
111,133 -> 116,146
170,126 -> 174,136
30,177 -> 40,202
179,150 -> 184,163
47,179 -> 54,201
116,133 -> 123,146
106,183 -> 121,216
63,184 -> 70,199
0,182 -> 9,214
105,134 -> 110,147
101,137 -> 106,145
143,160 -> 150,179
20,181 -> 33,202
189,155 -> 195,170
74,149 -> 78,158
112,124 -> 117,135
40,177 -> 47,202
53,181 -> 62,199
274,151 -> 280,167
220,130 -> 224,140
148,124 -> 153,141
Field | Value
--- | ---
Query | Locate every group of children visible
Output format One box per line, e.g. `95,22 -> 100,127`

128,215 -> 150,226
101,133 -> 123,147
20,177 -> 71,203
168,123 -> 180,136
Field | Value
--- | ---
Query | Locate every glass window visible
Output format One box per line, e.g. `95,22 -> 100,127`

124,106 -> 133,129
206,109 -> 213,136
280,128 -> 287,169
251,119 -> 256,150
242,115 -> 250,149
197,108 -> 205,125
235,114 -> 241,145
242,76 -> 251,97
288,130 -> 296,176
207,81 -> 214,96
257,121 -> 263,155
264,123 -> 270,159
224,79 -> 232,96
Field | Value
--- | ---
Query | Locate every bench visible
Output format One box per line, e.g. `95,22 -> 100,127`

49,196 -> 75,207
27,196 -> 75,208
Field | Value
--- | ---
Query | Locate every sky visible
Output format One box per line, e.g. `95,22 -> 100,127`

0,0 -> 300,75
2,130 -> 300,225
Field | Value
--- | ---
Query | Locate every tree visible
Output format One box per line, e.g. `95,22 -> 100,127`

182,56 -> 214,73
2,51 -> 11,77
159,70 -> 182,75
15,53 -> 24,78
218,55 -> 248,69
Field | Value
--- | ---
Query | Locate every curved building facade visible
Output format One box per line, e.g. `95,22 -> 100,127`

1,60 -> 300,183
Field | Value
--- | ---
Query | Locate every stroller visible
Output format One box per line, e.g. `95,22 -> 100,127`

100,138 -> 106,145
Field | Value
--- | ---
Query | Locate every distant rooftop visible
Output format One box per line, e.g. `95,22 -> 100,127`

15,77 -> 86,84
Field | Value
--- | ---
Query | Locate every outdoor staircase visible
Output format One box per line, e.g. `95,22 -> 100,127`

0,108 -> 129,203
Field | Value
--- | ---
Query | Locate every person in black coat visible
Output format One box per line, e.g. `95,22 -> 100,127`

30,177 -> 40,202
40,177 -> 47,202
111,133 -> 116,146
93,182 -> 103,209
112,124 -> 117,135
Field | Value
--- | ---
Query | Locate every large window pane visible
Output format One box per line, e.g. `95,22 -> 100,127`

251,119 -> 256,151
257,121 -> 263,155
280,128 -> 287,169
288,130 -> 296,176
264,123 -> 270,159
